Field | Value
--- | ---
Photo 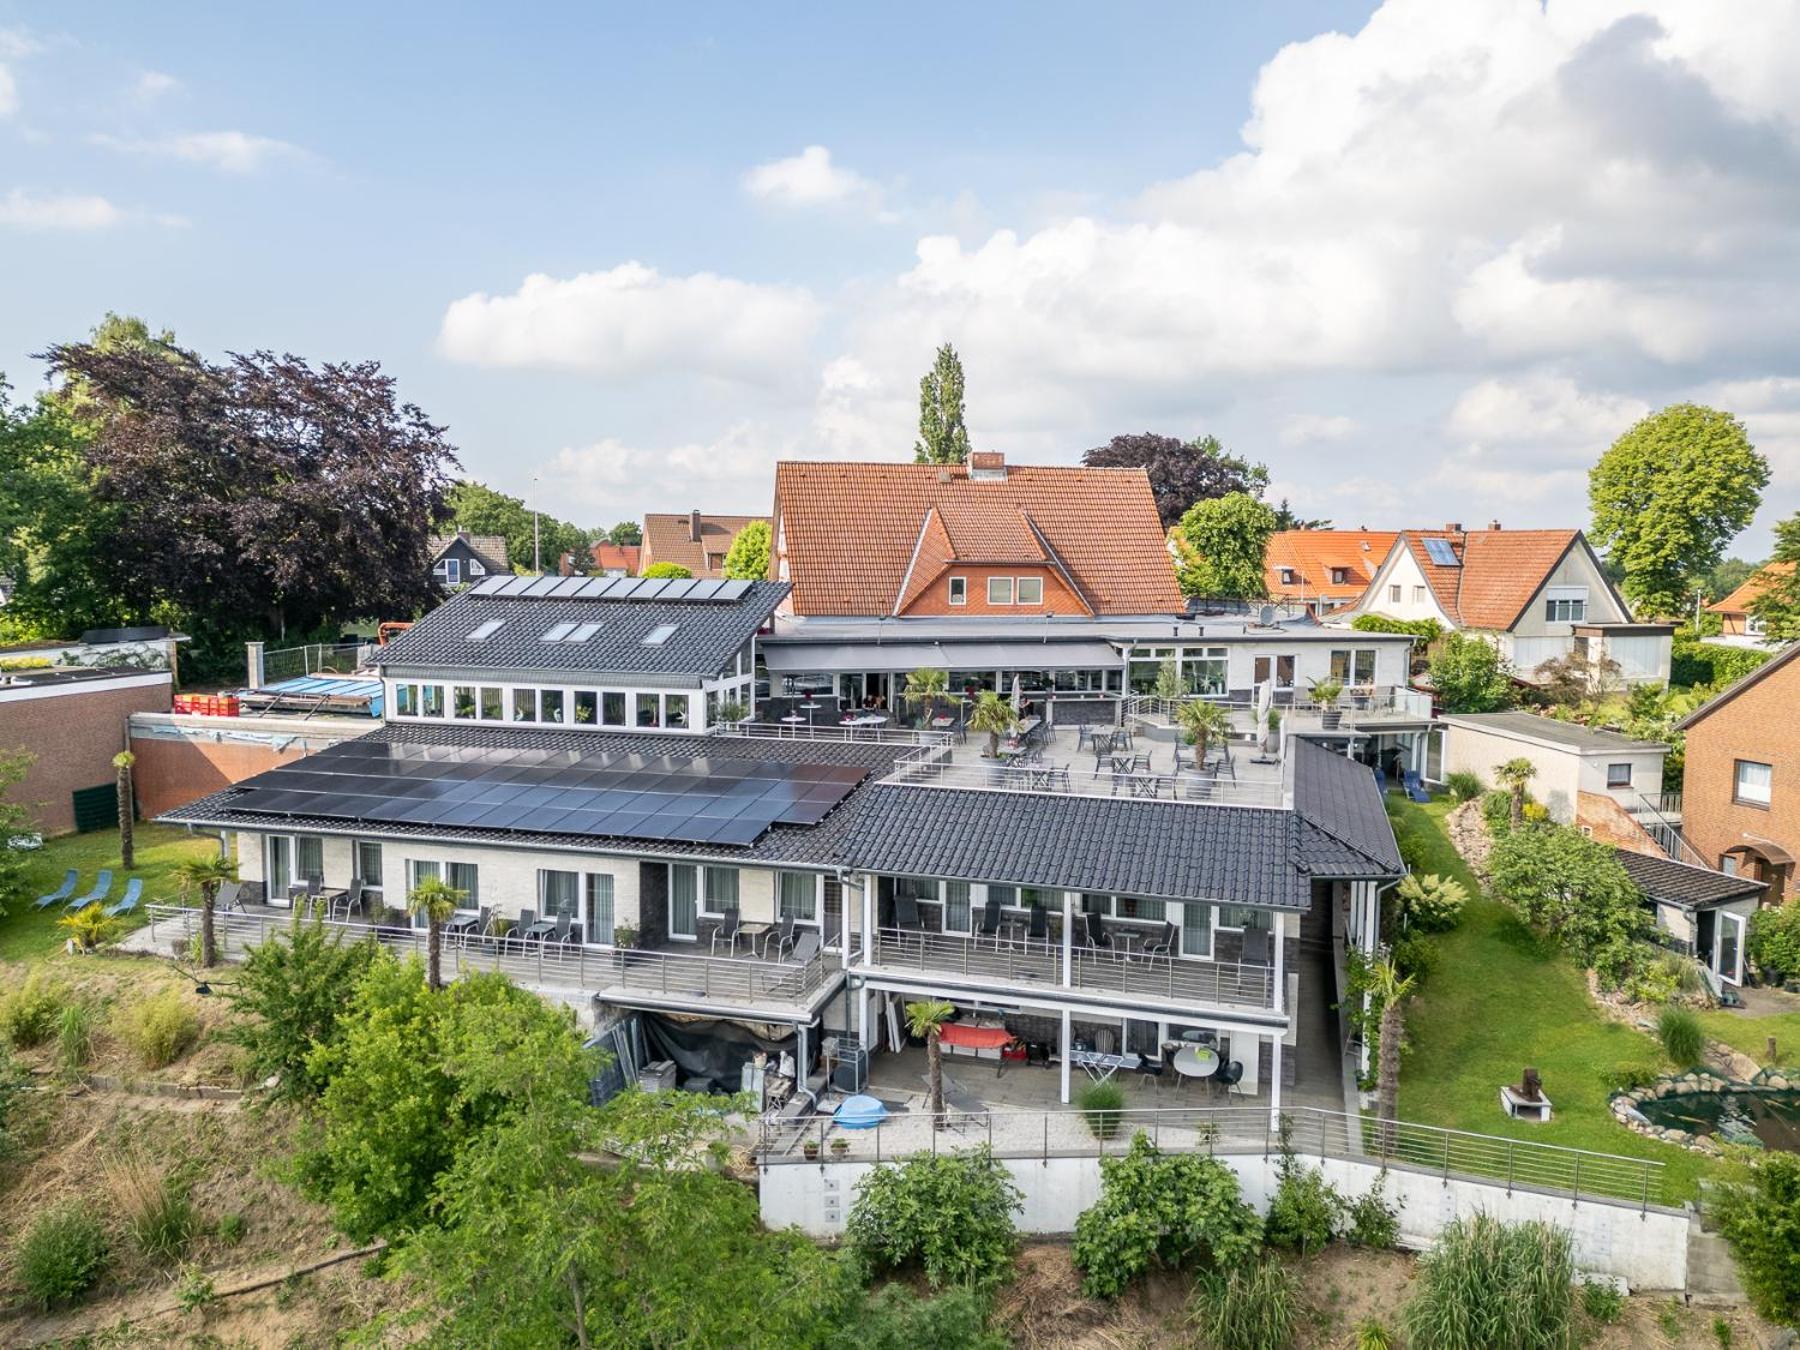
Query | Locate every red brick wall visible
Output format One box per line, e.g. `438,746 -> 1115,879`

0,677 -> 172,835
130,733 -> 315,818
899,565 -> 1086,618
1682,657 -> 1800,903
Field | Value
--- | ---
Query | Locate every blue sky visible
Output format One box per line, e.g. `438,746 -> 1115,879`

3,1 -> 1797,551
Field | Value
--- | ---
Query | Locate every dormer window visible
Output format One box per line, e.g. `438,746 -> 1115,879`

948,576 -> 967,606
1279,568 -> 1297,586
987,577 -> 1014,605
1330,567 -> 1349,585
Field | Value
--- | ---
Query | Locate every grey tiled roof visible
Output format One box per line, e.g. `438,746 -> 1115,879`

159,722 -> 902,869
1290,738 -> 1407,874
1615,849 -> 1766,909
372,582 -> 788,680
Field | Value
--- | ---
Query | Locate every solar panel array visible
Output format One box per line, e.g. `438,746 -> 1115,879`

1422,537 -> 1461,566
469,575 -> 756,603
229,739 -> 868,847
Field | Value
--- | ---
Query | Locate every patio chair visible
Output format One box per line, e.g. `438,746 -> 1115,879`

977,895 -> 1004,948
1142,920 -> 1177,961
710,906 -> 743,956
1214,1060 -> 1245,1100
1024,904 -> 1049,953
1082,910 -> 1113,957
513,908 -> 538,951
786,930 -> 820,965
768,932 -> 822,997
893,892 -> 925,932
550,914 -> 576,949
103,877 -> 144,918
762,914 -> 798,960
34,869 -> 78,909
70,869 -> 112,909
215,880 -> 248,914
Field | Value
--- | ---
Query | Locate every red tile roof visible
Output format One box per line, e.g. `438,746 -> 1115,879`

588,542 -> 641,575
1265,530 -> 1398,605
773,459 -> 1184,617
1707,562 -> 1793,615
1379,528 -> 1586,629
641,512 -> 769,579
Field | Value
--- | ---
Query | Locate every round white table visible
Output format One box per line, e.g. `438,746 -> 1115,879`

1172,1046 -> 1220,1080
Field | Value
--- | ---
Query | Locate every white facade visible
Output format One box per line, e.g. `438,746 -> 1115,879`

1355,547 -> 1456,627
1441,717 -> 1667,823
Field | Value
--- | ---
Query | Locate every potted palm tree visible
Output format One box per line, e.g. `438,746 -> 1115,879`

407,875 -> 467,991
174,853 -> 240,969
1177,698 -> 1233,765
905,998 -> 955,1129
1308,679 -> 1344,730
901,667 -> 949,729
967,691 -> 1021,759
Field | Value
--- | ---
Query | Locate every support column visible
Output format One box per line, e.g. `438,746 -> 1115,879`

856,985 -> 871,1049
1059,1008 -> 1072,1105
245,641 -> 265,690
1061,891 -> 1074,987
1272,911 -> 1287,1014
862,877 -> 874,964
796,1023 -> 809,1088
1269,1032 -> 1284,1130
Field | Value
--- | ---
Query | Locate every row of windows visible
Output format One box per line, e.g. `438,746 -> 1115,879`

947,575 -> 1046,607
392,682 -> 693,729
1280,567 -> 1356,587
1387,583 -> 1430,605
1545,598 -> 1588,623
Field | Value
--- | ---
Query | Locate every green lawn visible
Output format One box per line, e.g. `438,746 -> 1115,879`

1387,797 -> 1709,1202
1700,1007 -> 1800,1067
1,822 -> 217,962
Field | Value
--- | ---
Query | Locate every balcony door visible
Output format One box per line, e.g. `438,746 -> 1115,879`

669,864 -> 698,941
1253,654 -> 1296,689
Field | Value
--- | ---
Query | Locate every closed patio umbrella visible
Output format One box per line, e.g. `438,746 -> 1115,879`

1011,674 -> 1024,714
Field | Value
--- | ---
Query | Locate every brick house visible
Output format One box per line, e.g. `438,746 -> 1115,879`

641,511 -> 767,579
0,668 -> 173,835
1677,642 -> 1800,907
1705,562 -> 1791,647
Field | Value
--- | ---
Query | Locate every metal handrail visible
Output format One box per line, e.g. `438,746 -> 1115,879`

884,753 -> 1284,808
755,1103 -> 1669,1210
141,904 -> 833,1008
866,927 -> 1277,1010
724,722 -> 951,747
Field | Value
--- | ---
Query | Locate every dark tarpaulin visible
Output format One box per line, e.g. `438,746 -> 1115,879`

640,1012 -> 797,1093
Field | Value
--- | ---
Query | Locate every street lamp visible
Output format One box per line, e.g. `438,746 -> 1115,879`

532,474 -> 541,574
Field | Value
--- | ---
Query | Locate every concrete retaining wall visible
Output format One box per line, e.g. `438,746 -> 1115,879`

760,1150 -> 1689,1291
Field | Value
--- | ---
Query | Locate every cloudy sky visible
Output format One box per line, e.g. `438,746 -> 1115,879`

2,1 -> 1797,550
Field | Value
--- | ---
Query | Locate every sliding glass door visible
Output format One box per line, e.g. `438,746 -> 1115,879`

669,864 -> 698,940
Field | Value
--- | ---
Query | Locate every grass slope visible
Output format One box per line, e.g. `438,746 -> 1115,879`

1,822 -> 217,961
1700,1007 -> 1800,1066
1387,797 -> 1706,1202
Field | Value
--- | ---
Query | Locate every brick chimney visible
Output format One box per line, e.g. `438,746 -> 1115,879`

1488,519 -> 1503,531
969,451 -> 1007,481
688,509 -> 702,543
1443,522 -> 1463,533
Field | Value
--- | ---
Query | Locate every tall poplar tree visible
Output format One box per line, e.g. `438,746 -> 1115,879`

912,343 -> 972,465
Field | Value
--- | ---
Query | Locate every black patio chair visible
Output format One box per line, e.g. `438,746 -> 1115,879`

1024,904 -> 1049,952
977,895 -> 1004,948
762,914 -> 798,960
1082,910 -> 1113,957
1142,920 -> 1177,961
1240,927 -> 1272,966
710,906 -> 743,956
513,908 -> 537,952
893,892 -> 925,932
553,913 -> 579,949
1214,1060 -> 1245,1100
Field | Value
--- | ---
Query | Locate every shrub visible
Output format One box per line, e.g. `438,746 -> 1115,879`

175,1263 -> 216,1314
1391,932 -> 1437,985
1396,873 -> 1467,933
1601,1062 -> 1662,1094
225,913 -> 380,1101
56,1001 -> 95,1081
1430,632 -> 1515,714
216,1212 -> 247,1246
1072,1135 -> 1261,1298
1581,1278 -> 1625,1325
847,1147 -> 1022,1290
1263,1159 -> 1343,1256
1355,1321 -> 1395,1350
1480,788 -> 1513,834
102,1150 -> 196,1261
1671,635 -> 1772,690
16,1204 -> 109,1309
1522,801 -> 1550,824
1749,903 -> 1800,984
1,968 -> 64,1048
1397,830 -> 1432,873
1487,824 -> 1648,970
1659,1005 -> 1704,1068
1443,770 -> 1484,803
1711,1151 -> 1800,1325
1403,1215 -> 1575,1350
1077,1080 -> 1126,1138
835,1285 -> 1007,1350
1191,1259 -> 1298,1350
1343,1172 -> 1402,1249
117,987 -> 202,1069
1351,613 -> 1442,644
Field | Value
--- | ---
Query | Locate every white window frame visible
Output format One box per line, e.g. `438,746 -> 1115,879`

698,865 -> 740,917
1545,597 -> 1587,623
1388,584 -> 1401,603
1015,576 -> 1044,606
987,576 -> 1015,605
440,556 -> 462,585
1735,759 -> 1773,807
777,870 -> 821,926
1605,763 -> 1632,789
354,840 -> 384,904
948,576 -> 968,606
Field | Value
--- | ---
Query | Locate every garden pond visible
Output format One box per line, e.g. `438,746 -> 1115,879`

1634,1088 -> 1800,1150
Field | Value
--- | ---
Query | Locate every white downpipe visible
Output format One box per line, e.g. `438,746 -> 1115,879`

1059,1008 -> 1072,1105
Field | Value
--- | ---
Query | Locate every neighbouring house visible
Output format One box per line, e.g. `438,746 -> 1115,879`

1615,849 -> 1764,988
1439,711 -> 1671,838
429,531 -> 510,590
1264,529 -> 1399,617
1335,523 -> 1673,687
641,510 -> 768,579
149,572 -> 1403,1115
0,666 -> 173,835
1677,641 -> 1800,907
589,541 -> 641,577
1706,562 -> 1792,648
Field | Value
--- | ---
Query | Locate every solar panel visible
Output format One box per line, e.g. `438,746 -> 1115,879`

1423,537 -> 1460,566
658,578 -> 697,600
715,579 -> 752,601
574,577 -> 611,599
605,578 -> 645,599
550,575 -> 588,597
498,575 -> 536,596
525,576 -> 562,596
471,576 -> 509,595
632,578 -> 671,600
226,740 -> 867,846
684,578 -> 725,601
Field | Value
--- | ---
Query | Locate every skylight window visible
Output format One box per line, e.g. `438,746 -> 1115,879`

540,621 -> 577,642
1422,538 -> 1461,566
566,622 -> 602,643
642,624 -> 679,647
467,619 -> 505,641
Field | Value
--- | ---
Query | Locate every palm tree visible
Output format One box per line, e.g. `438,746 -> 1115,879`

175,853 -> 240,968
1177,699 -> 1234,762
901,667 -> 949,727
113,751 -> 136,870
408,875 -> 466,991
1496,757 -> 1536,830
966,690 -> 1021,759
1369,958 -> 1416,1152
905,999 -> 956,1128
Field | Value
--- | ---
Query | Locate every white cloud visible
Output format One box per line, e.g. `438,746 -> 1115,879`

1279,413 -> 1355,446
92,129 -> 306,173
534,424 -> 788,519
0,26 -> 43,117
742,145 -> 889,217
131,70 -> 182,102
0,189 -> 124,231
1446,375 -> 1650,446
438,263 -> 822,383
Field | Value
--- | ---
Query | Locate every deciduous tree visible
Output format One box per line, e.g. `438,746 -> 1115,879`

445,480 -> 588,576
721,519 -> 772,580
1747,513 -> 1800,642
1081,432 -> 1269,530
913,343 -> 972,465
1175,491 -> 1276,598
1487,824 -> 1648,972
1589,404 -> 1769,616
1428,633 -> 1514,713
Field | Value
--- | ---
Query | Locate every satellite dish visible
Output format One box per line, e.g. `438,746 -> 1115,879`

1258,605 -> 1276,627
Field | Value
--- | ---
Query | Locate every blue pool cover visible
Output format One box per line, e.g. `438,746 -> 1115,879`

834,1094 -> 887,1130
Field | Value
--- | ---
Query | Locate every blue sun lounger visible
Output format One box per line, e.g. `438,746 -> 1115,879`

103,877 -> 144,918
67,868 -> 112,909
34,869 -> 77,909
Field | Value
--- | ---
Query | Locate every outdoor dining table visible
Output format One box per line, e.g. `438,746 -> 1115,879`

735,921 -> 773,956
443,910 -> 479,940
1069,1048 -> 1144,1084
521,917 -> 557,944
1172,1046 -> 1221,1080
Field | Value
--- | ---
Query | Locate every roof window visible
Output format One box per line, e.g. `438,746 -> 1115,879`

566,622 -> 602,643
642,624 -> 679,646
467,619 -> 505,641
540,621 -> 577,642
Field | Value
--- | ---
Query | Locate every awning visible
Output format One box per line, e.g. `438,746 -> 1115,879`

761,639 -> 1120,674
